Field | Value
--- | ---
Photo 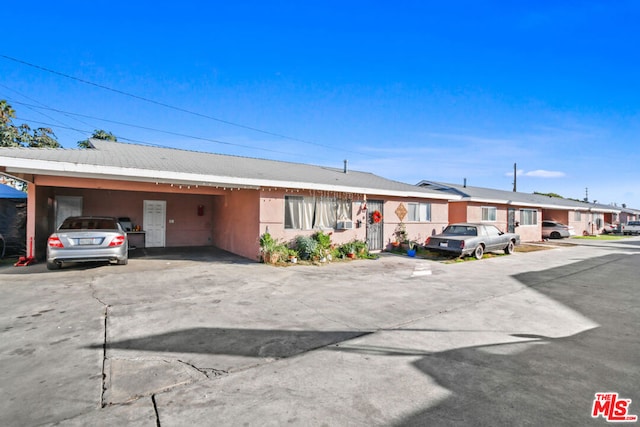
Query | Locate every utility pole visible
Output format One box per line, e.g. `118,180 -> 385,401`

513,163 -> 517,192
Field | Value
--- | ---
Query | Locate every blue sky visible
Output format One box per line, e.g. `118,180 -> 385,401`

2,1 -> 639,207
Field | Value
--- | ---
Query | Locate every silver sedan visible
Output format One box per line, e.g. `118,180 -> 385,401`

425,223 -> 520,260
46,216 -> 128,270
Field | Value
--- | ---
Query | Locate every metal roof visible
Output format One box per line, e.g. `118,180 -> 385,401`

418,181 -> 621,213
0,140 -> 454,200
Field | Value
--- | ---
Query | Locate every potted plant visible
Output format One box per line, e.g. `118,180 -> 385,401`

352,239 -> 368,257
259,232 -> 286,264
341,243 -> 356,259
407,241 -> 417,257
394,223 -> 407,248
288,248 -> 299,263
259,232 -> 275,263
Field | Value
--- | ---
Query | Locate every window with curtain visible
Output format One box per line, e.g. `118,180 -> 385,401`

284,196 -> 352,229
407,203 -> 431,222
481,206 -> 497,222
519,209 -> 538,225
574,211 -> 582,221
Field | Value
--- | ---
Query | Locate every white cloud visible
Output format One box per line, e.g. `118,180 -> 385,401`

524,170 -> 566,178
505,169 -> 566,178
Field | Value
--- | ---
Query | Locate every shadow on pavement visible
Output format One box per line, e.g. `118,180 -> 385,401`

128,245 -> 253,264
89,327 -> 371,359
1,245 -> 253,274
391,252 -> 640,426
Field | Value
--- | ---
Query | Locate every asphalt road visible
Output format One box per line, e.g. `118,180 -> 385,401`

0,239 -> 638,426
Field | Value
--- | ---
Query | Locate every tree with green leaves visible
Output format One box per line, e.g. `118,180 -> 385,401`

534,192 -> 564,199
0,100 -> 60,148
77,129 -> 117,148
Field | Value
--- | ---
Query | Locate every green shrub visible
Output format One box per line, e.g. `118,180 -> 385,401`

259,232 -> 275,252
295,235 -> 318,260
313,231 -> 332,250
352,239 -> 368,256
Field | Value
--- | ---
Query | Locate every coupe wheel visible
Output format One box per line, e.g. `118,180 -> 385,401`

474,245 -> 484,260
505,240 -> 515,254
551,231 -> 561,239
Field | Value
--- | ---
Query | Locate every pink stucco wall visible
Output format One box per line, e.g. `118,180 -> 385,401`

545,208 -> 594,235
258,189 -> 366,251
258,191 -> 451,252
383,199 -> 449,247
39,186 -> 217,247
29,175 -> 231,259
448,202 -> 468,224
212,189 -> 260,260
459,202 -> 543,242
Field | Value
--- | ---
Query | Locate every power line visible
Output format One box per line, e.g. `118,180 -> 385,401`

0,84 -> 90,137
10,101 -> 303,155
1,54 -> 374,158
15,116 -> 302,157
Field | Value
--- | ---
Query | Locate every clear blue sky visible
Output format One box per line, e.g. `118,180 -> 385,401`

3,1 -> 639,208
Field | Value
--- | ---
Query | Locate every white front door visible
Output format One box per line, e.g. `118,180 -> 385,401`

143,200 -> 166,248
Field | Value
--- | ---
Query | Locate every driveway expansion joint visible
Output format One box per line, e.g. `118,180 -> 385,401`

100,305 -> 109,408
151,394 -> 161,427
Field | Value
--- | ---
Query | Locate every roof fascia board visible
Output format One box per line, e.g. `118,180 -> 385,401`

451,196 -> 602,211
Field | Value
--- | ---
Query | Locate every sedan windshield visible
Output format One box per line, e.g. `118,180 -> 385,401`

443,225 -> 477,236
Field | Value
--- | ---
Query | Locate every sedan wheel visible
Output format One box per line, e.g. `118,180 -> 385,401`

46,261 -> 61,270
551,231 -> 561,239
474,245 -> 484,260
505,240 -> 515,254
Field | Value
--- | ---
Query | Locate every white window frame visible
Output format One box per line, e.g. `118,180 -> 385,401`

574,211 -> 582,221
481,206 -> 497,222
407,202 -> 432,222
519,209 -> 538,226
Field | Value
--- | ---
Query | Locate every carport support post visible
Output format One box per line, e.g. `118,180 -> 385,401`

26,182 -> 37,261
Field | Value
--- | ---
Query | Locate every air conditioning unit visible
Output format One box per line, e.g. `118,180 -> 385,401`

336,220 -> 354,230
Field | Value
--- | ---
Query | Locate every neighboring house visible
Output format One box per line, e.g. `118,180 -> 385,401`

619,205 -> 640,224
417,181 -> 621,241
0,139 -> 457,261
0,183 -> 27,256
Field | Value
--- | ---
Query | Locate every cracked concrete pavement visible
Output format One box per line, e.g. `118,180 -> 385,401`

1,239 -> 639,426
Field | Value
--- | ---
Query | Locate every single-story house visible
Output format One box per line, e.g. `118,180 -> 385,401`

417,181 -> 621,241
619,205 -> 640,224
0,139 -> 457,261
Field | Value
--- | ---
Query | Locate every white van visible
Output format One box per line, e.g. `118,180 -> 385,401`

621,221 -> 640,235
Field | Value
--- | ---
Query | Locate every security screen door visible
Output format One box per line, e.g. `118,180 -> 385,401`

366,199 -> 384,251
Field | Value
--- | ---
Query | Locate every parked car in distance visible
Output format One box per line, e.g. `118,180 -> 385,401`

424,223 -> 520,260
602,223 -> 618,234
46,216 -> 128,270
542,220 -> 573,239
621,220 -> 640,235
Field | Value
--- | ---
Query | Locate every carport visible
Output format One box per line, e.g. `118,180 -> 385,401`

29,175 -> 240,259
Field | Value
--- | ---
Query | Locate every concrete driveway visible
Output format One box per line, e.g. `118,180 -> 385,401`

1,241 -> 638,426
